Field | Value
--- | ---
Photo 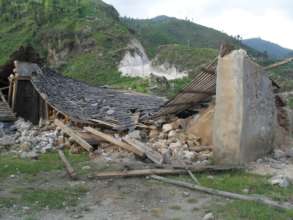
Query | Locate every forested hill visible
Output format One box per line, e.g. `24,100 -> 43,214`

121,16 -> 261,58
0,0 -> 135,87
242,38 -> 293,60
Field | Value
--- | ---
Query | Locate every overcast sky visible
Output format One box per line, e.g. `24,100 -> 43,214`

104,0 -> 293,49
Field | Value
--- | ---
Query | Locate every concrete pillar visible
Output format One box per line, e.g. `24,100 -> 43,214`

213,49 -> 276,165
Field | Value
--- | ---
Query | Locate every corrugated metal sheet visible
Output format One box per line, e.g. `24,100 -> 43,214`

153,58 -> 218,117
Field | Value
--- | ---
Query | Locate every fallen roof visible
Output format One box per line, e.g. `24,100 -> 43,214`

17,64 -> 165,130
153,59 -> 217,117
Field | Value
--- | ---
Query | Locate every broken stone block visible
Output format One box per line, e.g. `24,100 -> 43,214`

186,104 -> 215,146
273,149 -> 286,160
149,129 -> 159,139
128,130 -> 141,140
168,130 -> 177,138
162,123 -> 173,133
269,175 -> 290,188
213,49 -> 276,165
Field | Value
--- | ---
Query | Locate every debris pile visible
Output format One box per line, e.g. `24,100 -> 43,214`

146,120 -> 213,165
0,118 -> 58,158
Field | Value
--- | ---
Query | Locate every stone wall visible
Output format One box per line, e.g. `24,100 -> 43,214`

213,49 -> 276,164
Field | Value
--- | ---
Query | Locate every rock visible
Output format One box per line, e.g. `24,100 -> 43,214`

269,175 -> 290,188
203,212 -> 215,220
273,149 -> 286,160
183,151 -> 196,160
20,151 -> 39,160
168,130 -> 176,138
168,141 -> 182,150
0,135 -> 15,146
19,142 -> 31,151
158,132 -> 168,140
57,136 -> 64,145
256,158 -> 264,164
82,166 -> 91,170
162,124 -> 173,133
183,192 -> 190,197
186,104 -> 215,146
242,188 -> 249,194
287,148 -> 293,158
213,49 -> 276,165
128,130 -> 141,140
149,129 -> 159,139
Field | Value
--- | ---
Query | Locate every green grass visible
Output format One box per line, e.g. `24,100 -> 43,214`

169,171 -> 293,219
0,187 -> 88,209
269,62 -> 293,92
176,171 -> 293,201
169,205 -> 182,210
153,45 -> 217,77
0,151 -> 89,179
0,151 -> 90,210
214,201 -> 293,220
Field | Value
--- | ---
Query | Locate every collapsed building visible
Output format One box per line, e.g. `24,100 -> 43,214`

0,45 -> 292,166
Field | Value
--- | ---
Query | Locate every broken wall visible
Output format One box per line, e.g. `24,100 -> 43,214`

213,49 -> 276,165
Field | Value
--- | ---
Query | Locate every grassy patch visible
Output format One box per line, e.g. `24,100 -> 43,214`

169,205 -> 182,210
173,171 -> 293,202
169,171 -> 293,219
214,201 -> 293,220
0,151 -> 89,179
151,208 -> 164,217
187,198 -> 198,204
0,186 -> 88,210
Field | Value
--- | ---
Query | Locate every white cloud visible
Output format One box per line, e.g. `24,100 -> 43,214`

104,0 -> 293,49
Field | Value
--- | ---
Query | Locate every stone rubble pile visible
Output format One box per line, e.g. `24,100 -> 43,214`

128,118 -> 213,165
0,118 -> 59,158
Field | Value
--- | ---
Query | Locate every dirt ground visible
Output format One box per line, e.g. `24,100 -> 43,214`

0,156 -> 223,220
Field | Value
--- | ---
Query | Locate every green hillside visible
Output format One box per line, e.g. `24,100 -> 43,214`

122,16 -> 261,59
1,1 -> 289,98
0,0 -> 146,90
243,38 -> 293,60
270,62 -> 293,92
154,45 -> 217,76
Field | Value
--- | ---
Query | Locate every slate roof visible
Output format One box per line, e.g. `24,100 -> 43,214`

31,67 -> 165,129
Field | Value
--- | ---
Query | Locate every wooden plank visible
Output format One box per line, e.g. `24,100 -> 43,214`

0,86 -> 9,91
55,119 -> 94,152
84,127 -> 145,157
123,137 -> 163,165
95,169 -> 187,178
151,175 -> 293,210
94,165 -> 243,178
89,119 -> 119,129
57,149 -> 77,180
189,146 -> 213,152
264,57 -> 293,70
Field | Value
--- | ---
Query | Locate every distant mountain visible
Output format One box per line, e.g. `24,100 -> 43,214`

122,16 -> 259,58
242,38 -> 293,60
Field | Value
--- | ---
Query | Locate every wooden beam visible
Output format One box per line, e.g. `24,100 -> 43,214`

0,86 -> 9,91
180,90 -> 215,95
123,137 -> 163,165
162,102 -> 211,108
94,165 -> 244,178
264,57 -> 293,71
189,146 -> 213,152
54,119 -> 94,152
57,149 -> 77,180
151,175 -> 293,210
89,119 -> 119,129
84,127 -> 145,157
95,169 -> 187,178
